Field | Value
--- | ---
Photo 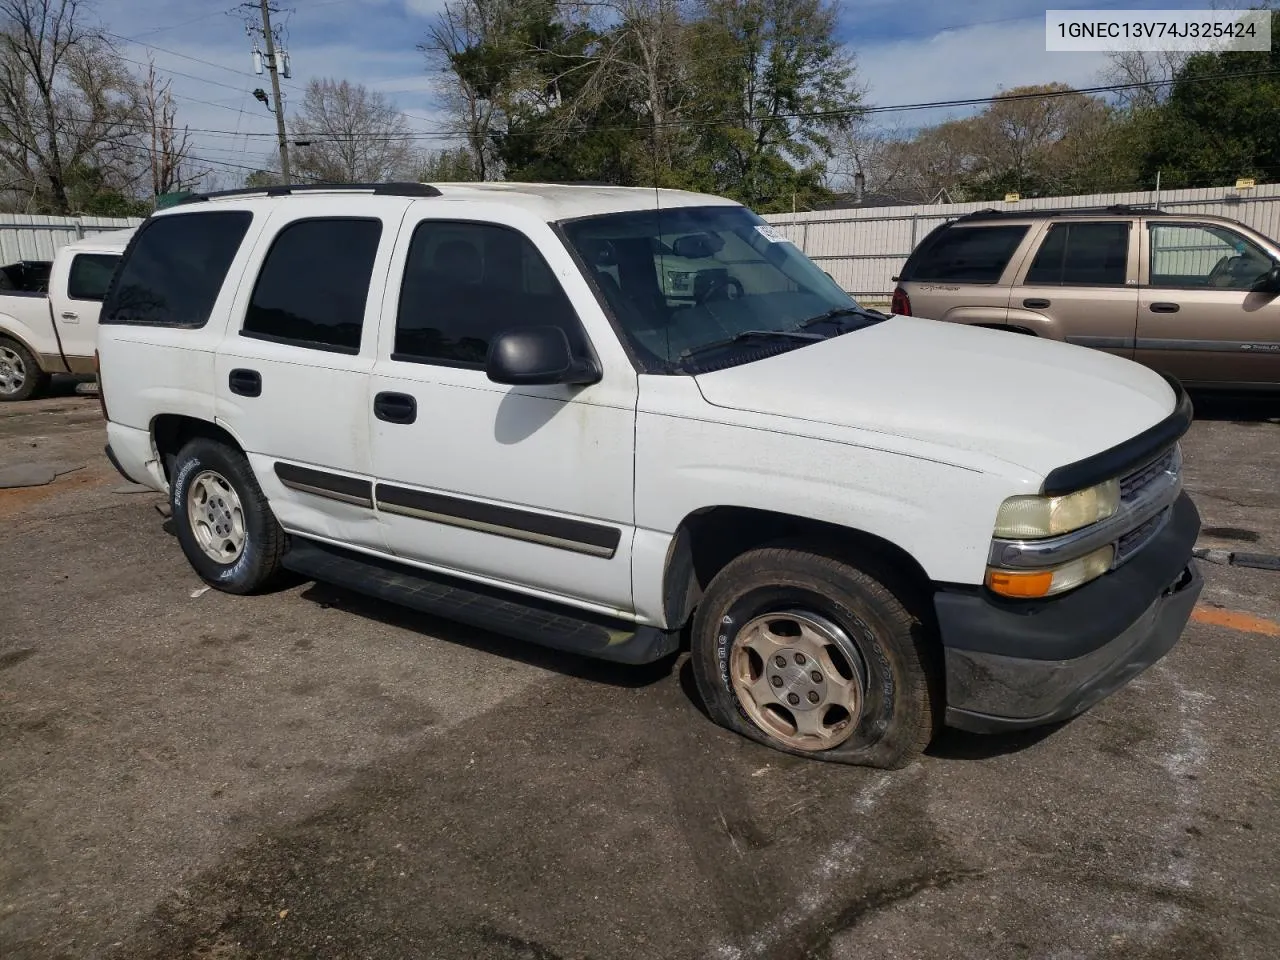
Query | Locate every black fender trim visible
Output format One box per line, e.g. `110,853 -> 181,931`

1041,375 -> 1193,495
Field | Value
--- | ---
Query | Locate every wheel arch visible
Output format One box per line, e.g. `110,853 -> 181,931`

151,414 -> 245,481
660,505 -> 936,632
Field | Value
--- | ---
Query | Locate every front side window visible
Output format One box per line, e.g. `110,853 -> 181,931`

1149,223 -> 1273,290
243,218 -> 382,353
67,254 -> 119,302
901,225 -> 1030,284
395,220 -> 585,367
561,205 -> 879,372
102,211 -> 252,327
1025,222 -> 1130,286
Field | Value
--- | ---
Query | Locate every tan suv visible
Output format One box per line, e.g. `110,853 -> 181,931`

890,206 -> 1280,389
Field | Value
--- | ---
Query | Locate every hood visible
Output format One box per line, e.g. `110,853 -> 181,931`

693,316 -> 1176,479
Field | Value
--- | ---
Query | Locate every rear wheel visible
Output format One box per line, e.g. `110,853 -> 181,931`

0,337 -> 49,402
171,438 -> 285,594
691,546 -> 942,768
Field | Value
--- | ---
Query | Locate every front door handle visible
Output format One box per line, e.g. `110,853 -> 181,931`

1023,298 -> 1051,309
228,368 -> 261,397
60,311 -> 79,321
374,391 -> 417,425
1149,302 -> 1180,313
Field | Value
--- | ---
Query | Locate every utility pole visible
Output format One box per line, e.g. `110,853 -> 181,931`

250,0 -> 290,183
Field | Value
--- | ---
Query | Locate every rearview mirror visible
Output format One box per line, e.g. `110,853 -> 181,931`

485,326 -> 601,387
1251,264 -> 1280,293
671,233 -> 724,258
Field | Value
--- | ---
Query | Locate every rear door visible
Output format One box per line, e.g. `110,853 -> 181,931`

1006,219 -> 1138,357
1136,220 -> 1280,387
48,250 -> 120,368
214,197 -> 408,552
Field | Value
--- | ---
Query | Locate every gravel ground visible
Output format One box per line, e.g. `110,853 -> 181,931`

1,389 -> 1278,960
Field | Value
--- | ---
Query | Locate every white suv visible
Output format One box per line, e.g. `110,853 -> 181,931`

98,182 -> 1202,768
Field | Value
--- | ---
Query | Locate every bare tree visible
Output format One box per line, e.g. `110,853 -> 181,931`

421,0 -> 514,181
828,121 -> 919,201
140,58 -> 205,197
1102,50 -> 1188,110
0,0 -> 141,213
287,78 -> 414,183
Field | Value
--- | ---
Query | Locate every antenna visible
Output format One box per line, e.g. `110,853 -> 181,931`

647,108 -> 671,368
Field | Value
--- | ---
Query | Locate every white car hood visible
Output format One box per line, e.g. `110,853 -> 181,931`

693,316 -> 1176,479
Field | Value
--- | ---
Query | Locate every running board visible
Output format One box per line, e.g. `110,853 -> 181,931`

282,538 -> 679,665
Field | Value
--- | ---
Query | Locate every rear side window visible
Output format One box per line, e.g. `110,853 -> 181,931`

1025,222 -> 1130,286
242,218 -> 382,354
902,225 -> 1029,283
67,254 -> 119,301
102,211 -> 252,327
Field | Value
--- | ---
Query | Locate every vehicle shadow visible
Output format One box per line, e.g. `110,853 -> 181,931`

295,578 -> 680,690
925,721 -> 1067,761
42,374 -> 95,398
1188,390 -> 1280,423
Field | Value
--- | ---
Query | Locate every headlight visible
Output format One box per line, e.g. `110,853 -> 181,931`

993,478 -> 1120,539
986,545 -> 1115,599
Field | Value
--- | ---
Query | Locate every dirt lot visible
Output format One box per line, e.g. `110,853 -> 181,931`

2,385 -> 1278,960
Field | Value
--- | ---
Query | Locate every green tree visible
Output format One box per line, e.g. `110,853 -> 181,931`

684,0 -> 857,210
1138,12 -> 1280,189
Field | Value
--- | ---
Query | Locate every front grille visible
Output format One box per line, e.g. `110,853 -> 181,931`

1115,507 -> 1170,565
1120,446 -> 1177,503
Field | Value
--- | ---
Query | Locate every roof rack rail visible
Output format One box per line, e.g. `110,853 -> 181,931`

953,203 -> 1166,222
178,182 -> 442,204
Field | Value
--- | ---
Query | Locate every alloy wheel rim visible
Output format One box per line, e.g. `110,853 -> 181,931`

729,609 -> 867,751
0,346 -> 26,395
186,470 -> 247,564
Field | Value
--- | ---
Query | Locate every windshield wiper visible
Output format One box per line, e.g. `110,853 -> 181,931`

797,305 -> 885,332
679,328 -> 825,361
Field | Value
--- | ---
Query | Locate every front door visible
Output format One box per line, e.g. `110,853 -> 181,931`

214,198 -> 408,552
1007,219 -> 1138,358
1136,220 -> 1280,387
369,209 -> 637,615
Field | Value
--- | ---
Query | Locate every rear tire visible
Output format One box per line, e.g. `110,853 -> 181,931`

690,546 -> 942,769
170,438 -> 285,594
0,337 -> 49,402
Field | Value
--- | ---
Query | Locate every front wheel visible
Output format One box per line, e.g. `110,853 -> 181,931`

690,547 -> 942,768
171,438 -> 285,594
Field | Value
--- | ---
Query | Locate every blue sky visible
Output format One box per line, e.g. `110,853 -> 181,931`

92,0 -> 1224,187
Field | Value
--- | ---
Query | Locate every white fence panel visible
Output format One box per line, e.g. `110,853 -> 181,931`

763,183 -> 1280,300
0,214 -> 142,264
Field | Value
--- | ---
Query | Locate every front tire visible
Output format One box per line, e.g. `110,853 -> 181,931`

171,438 -> 285,594
0,337 -> 49,402
690,547 -> 942,769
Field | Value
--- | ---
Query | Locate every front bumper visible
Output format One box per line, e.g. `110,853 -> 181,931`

938,492 -> 1202,733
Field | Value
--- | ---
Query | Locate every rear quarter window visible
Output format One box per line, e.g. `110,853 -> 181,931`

901,224 -> 1030,284
101,211 -> 253,327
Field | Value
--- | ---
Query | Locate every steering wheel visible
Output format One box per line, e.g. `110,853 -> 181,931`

697,275 -> 744,304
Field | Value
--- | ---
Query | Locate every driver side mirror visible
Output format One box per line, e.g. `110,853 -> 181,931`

1251,264 -> 1280,293
485,326 -> 601,387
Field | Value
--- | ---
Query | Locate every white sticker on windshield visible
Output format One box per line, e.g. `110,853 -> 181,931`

755,224 -> 793,244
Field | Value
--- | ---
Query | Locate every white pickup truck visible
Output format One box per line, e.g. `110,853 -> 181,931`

0,229 -> 134,401
97,183 -> 1201,769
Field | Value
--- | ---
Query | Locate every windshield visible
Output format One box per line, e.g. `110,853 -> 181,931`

561,205 -> 878,373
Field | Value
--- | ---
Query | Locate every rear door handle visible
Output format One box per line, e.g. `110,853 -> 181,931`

60,311 -> 79,321
1023,298 -> 1051,309
374,391 -> 417,425
228,368 -> 262,397
1150,302 -> 1180,313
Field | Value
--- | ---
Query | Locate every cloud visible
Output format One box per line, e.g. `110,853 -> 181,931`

855,19 -> 1113,132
